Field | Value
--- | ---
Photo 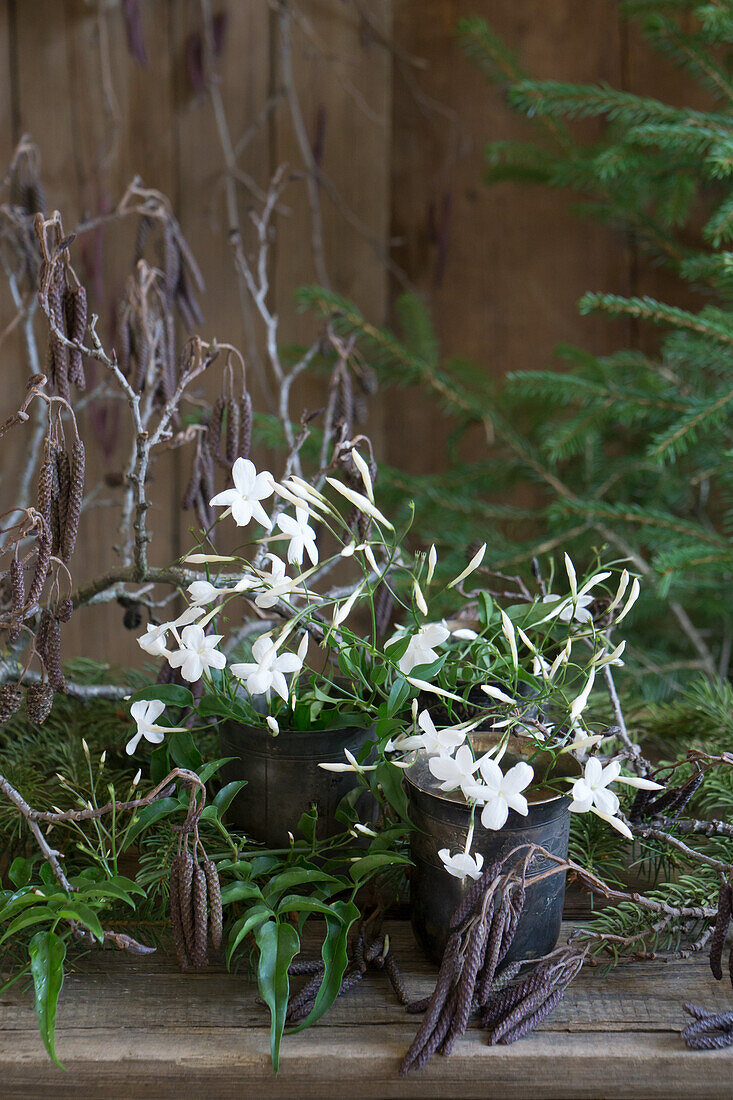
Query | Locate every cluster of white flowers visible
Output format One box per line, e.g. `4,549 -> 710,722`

319,554 -> 657,879
129,456 -> 659,881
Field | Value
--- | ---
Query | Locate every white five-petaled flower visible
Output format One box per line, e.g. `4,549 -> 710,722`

390,709 -> 467,756
209,457 -> 274,529
187,579 -> 228,606
229,631 -> 307,701
137,605 -> 204,656
541,592 -> 595,623
166,624 -> 227,683
126,700 -> 186,756
318,747 -> 378,774
428,744 -> 480,797
254,554 -> 304,609
438,848 -> 485,881
277,507 -> 319,566
465,757 -> 534,831
568,757 -> 662,839
396,622 -> 450,674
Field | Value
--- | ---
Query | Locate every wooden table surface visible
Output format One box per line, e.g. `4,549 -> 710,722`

1,919 -> 731,1099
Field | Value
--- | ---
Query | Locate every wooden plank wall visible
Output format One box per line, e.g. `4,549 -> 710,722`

0,0 -> 684,665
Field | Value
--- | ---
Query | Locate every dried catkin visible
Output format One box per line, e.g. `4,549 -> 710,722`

65,284 -> 87,390
48,266 -> 70,402
55,449 -> 71,543
25,682 -> 54,725
55,597 -> 73,623
36,447 -> 55,528
26,526 -> 51,607
208,396 -> 226,467
169,855 -> 189,971
442,914 -> 489,1055
203,859 -> 222,951
61,438 -> 85,562
182,445 -> 202,511
163,222 -> 181,307
225,398 -> 240,466
191,863 -> 208,969
709,881 -> 732,981
239,390 -> 253,460
0,684 -> 23,723
7,558 -> 25,643
179,849 -> 196,960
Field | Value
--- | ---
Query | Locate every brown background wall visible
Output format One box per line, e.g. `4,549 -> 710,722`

0,1 -> 687,665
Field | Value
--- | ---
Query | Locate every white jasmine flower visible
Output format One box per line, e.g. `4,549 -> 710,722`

500,610 -> 518,669
404,676 -> 463,702
428,745 -> 480,797
277,507 -> 318,566
230,631 -> 307,701
184,553 -> 236,564
465,757 -> 534,831
568,757 -> 662,838
340,540 -> 356,557
569,667 -> 596,723
254,554 -> 305,609
325,477 -> 393,528
333,582 -> 366,628
413,579 -> 428,616
319,747 -> 378,773
605,569 -> 630,616
438,848 -> 484,881
447,543 -> 486,589
391,709 -> 466,756
564,552 -> 578,599
397,622 -> 450,674
614,577 -> 641,624
126,700 -> 186,756
452,628 -> 479,641
266,716 -> 279,735
351,449 -> 374,502
592,640 -> 627,668
138,622 -> 171,657
426,544 -> 438,584
137,605 -> 205,656
209,457 -> 274,529
541,592 -> 594,623
166,624 -> 227,683
187,579 -> 228,606
481,684 -> 517,706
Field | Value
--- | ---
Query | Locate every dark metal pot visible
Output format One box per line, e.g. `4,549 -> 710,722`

405,734 -> 580,965
219,720 -> 375,847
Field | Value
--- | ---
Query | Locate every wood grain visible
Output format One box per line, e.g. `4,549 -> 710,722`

1,920 -> 730,1097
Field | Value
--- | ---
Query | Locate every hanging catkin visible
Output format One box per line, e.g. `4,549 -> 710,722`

64,284 -> 87,390
7,558 -> 25,643
24,682 -> 54,725
239,390 -> 253,461
61,438 -> 85,562
0,684 -> 24,723
203,859 -> 223,951
169,854 -> 189,970
48,265 -> 70,402
192,864 -> 208,969
225,397 -> 240,466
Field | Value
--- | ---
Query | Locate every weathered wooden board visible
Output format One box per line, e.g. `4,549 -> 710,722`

0,0 -> 716,665
1,920 -> 731,1097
